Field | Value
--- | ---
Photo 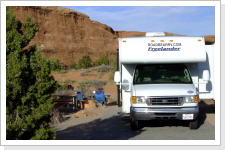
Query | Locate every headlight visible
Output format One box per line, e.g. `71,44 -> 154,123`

184,95 -> 198,103
132,96 -> 146,103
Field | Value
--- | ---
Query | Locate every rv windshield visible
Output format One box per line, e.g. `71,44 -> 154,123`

133,64 -> 192,84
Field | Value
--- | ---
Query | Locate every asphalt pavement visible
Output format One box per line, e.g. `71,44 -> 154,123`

54,100 -> 215,142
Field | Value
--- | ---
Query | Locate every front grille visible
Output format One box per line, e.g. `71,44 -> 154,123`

146,97 -> 183,106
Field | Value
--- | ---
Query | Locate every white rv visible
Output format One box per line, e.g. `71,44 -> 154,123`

114,32 -> 214,130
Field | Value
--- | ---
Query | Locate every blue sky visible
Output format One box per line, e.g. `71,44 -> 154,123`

62,6 -> 215,36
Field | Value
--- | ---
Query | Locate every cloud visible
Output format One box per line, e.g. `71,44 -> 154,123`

63,6 -> 215,36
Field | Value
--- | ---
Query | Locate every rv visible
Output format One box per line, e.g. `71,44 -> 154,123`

114,32 -> 214,130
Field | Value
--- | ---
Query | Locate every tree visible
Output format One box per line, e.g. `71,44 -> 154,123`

6,6 -> 59,140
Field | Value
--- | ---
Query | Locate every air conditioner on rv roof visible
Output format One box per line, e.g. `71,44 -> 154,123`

146,32 -> 166,37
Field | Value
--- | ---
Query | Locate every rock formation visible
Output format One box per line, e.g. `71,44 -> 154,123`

11,6 -> 215,66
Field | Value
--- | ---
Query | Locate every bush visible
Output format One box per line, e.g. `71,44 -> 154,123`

77,80 -> 107,92
90,80 -> 107,90
69,62 -> 77,69
54,84 -> 75,95
49,58 -> 64,71
109,58 -> 117,81
77,55 -> 92,69
94,54 -> 110,66
76,80 -> 92,97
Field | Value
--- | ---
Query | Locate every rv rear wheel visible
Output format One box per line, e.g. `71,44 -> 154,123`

189,117 -> 199,129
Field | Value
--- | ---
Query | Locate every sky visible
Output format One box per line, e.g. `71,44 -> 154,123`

62,6 -> 215,36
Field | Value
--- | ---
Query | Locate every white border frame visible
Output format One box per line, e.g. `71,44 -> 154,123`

1,0 -> 220,146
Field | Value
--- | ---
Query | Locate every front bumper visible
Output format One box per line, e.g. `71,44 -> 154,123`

130,107 -> 199,121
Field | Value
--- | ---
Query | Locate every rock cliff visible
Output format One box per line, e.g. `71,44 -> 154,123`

11,6 -> 215,66
12,6 -> 118,66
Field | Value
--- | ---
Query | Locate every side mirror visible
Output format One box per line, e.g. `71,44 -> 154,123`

202,70 -> 210,82
114,71 -> 121,83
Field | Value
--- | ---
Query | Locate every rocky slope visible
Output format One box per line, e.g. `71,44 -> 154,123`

12,6 -> 215,66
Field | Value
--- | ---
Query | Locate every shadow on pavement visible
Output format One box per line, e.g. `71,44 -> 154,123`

55,100 -> 215,140
55,115 -> 142,140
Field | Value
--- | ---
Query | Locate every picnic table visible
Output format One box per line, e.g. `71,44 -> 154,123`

51,93 -> 111,111
51,94 -> 86,111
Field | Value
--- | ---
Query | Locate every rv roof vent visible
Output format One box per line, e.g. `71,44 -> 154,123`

146,32 -> 166,37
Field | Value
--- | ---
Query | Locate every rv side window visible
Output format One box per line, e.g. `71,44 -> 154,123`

133,64 -> 192,84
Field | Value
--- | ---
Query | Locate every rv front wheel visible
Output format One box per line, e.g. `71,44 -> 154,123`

130,117 -> 141,130
189,117 -> 199,129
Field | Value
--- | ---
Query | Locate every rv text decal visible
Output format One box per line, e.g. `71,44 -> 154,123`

148,43 -> 182,52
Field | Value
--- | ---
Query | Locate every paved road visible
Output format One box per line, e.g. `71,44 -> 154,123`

54,101 -> 215,141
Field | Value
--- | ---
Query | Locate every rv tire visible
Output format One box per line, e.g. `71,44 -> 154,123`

189,117 -> 199,130
130,117 -> 141,130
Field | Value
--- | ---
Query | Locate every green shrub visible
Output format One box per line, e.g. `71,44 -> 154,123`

97,72 -> 104,78
54,84 -> 75,95
90,80 -> 107,90
69,62 -> 77,69
77,55 -> 93,69
49,58 -> 65,71
109,58 -> 117,81
94,54 -> 110,66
